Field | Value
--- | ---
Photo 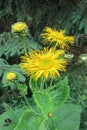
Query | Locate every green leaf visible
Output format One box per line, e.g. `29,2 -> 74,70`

17,84 -> 28,95
0,109 -> 17,130
30,76 -> 69,118
33,92 -> 54,119
0,107 -> 27,130
14,109 -> 46,130
49,76 -> 70,110
0,32 -> 41,59
50,104 -> 82,130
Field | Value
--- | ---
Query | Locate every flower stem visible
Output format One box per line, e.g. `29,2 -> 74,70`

50,79 -> 53,88
45,81 -> 48,90
20,35 -> 27,54
40,79 -> 44,92
14,82 -> 40,115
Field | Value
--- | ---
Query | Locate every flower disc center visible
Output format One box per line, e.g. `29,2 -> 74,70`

39,56 -> 55,70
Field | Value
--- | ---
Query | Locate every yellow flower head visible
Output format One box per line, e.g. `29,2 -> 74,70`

12,22 -> 28,34
6,72 -> 17,81
20,48 -> 67,80
41,27 -> 74,50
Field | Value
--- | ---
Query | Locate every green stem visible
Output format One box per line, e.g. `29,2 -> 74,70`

47,79 -> 53,92
23,95 -> 30,106
45,81 -> 48,90
20,35 -> 27,54
14,82 -> 40,116
50,79 -> 53,88
40,79 -> 44,92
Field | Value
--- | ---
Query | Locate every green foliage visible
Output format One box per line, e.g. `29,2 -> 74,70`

0,109 -> 17,130
29,78 -> 44,91
49,76 -> 70,109
29,76 -> 70,121
68,63 -> 87,106
0,73 -> 80,130
0,58 -> 8,76
33,92 -> 54,119
0,0 -> 32,22
30,77 -> 70,112
66,62 -> 87,130
0,59 -> 26,86
14,109 -> 45,130
0,103 -> 81,130
17,84 -> 28,96
0,32 -> 41,59
29,0 -> 86,38
0,105 -> 28,130
50,104 -> 82,130
0,1 -> 86,130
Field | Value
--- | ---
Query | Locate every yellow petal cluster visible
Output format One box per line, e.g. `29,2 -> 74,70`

20,48 -> 67,80
6,72 -> 17,81
41,27 -> 74,50
12,22 -> 28,34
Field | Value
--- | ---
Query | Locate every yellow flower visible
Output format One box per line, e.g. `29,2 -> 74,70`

41,27 -> 74,50
12,22 -> 28,34
6,72 -> 17,81
20,48 -> 67,80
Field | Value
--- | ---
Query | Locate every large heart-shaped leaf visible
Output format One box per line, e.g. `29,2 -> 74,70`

48,104 -> 82,130
14,109 -> 46,130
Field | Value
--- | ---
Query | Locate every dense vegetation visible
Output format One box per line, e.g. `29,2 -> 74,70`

0,0 -> 87,130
